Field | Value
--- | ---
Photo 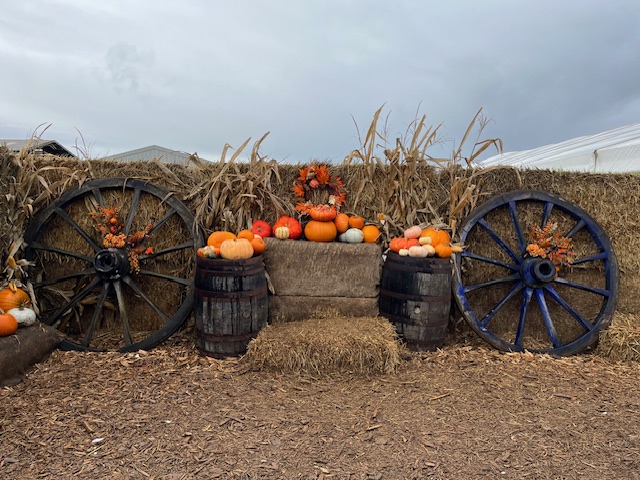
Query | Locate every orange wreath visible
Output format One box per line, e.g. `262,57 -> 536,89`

292,164 -> 347,214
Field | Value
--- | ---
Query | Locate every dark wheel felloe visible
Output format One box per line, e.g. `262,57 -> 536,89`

24,178 -> 204,352
452,190 -> 618,356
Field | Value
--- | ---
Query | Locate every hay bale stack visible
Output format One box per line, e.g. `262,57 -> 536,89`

596,312 -> 640,363
244,316 -> 405,375
263,239 -> 383,322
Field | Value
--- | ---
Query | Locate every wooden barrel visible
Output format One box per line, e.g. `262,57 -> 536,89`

194,255 -> 268,358
379,253 -> 452,351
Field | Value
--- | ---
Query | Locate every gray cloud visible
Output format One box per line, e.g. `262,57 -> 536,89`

0,1 -> 639,161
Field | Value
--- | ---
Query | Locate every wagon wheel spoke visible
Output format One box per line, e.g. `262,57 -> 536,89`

140,240 -> 195,260
571,252 -> 608,266
476,218 -> 521,263
479,281 -> 525,329
544,285 -> 594,332
122,276 -> 172,325
463,273 -> 521,293
124,187 -> 142,236
553,276 -> 611,297
535,289 -> 562,348
113,280 -> 133,346
54,207 -> 102,252
147,208 -> 177,236
138,269 -> 193,286
514,288 -> 534,348
453,189 -> 619,356
565,218 -> 586,238
34,268 -> 95,288
29,241 -> 94,263
81,282 -> 111,348
508,200 -> 526,254
541,201 -> 554,228
47,276 -> 102,328
91,187 -> 105,208
461,251 -> 519,271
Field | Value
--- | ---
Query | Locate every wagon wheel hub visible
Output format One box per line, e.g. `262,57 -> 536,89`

520,256 -> 557,288
94,248 -> 130,280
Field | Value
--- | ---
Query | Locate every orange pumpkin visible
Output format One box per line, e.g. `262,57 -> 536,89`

420,227 -> 438,245
309,204 -> 337,221
236,229 -> 255,241
434,243 -> 453,258
348,215 -> 365,230
250,236 -> 267,255
304,220 -> 337,242
434,230 -> 451,247
389,237 -> 419,253
0,313 -> 17,337
207,231 -> 236,248
273,216 -> 303,240
219,238 -> 254,260
334,213 -> 350,233
361,225 -> 381,243
0,287 -> 30,312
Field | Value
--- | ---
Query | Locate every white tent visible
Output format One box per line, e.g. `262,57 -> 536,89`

480,124 -> 640,172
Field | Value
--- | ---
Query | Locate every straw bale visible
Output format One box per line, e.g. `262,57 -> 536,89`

244,316 -> 405,375
596,312 -> 640,363
0,324 -> 63,386
263,239 -> 383,297
268,295 -> 379,323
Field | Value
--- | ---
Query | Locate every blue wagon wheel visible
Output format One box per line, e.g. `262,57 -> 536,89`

452,189 -> 618,355
24,178 -> 204,352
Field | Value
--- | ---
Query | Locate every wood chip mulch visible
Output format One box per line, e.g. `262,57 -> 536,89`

1,330 -> 640,480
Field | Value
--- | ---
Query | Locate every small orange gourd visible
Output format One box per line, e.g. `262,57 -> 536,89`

0,313 -> 18,336
434,243 -> 453,258
361,225 -> 381,244
236,229 -> 255,241
207,231 -> 236,248
334,213 -> 350,233
250,236 -> 267,255
348,215 -> 365,230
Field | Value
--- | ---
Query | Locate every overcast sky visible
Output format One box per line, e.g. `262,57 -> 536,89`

1,1 -> 639,162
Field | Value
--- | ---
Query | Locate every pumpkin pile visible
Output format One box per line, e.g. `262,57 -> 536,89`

388,226 -> 461,258
199,228 -> 268,260
0,282 -> 37,336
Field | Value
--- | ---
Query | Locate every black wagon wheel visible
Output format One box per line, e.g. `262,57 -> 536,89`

24,177 -> 204,352
453,189 -> 618,356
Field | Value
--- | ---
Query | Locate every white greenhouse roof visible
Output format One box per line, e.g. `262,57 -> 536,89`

481,124 -> 640,173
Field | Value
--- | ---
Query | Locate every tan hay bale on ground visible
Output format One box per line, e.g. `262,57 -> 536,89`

263,239 -> 383,297
596,312 -> 640,363
244,316 -> 405,375
267,296 -> 378,323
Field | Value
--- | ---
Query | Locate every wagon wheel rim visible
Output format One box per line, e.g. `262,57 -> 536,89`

453,189 -> 619,356
24,177 -> 205,352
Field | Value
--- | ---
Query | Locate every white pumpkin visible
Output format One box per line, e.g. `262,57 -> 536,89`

8,306 -> 37,327
339,228 -> 364,244
398,248 -> 410,256
404,226 -> 423,239
423,244 -> 436,256
418,236 -> 432,246
408,245 -> 429,258
274,226 -> 290,240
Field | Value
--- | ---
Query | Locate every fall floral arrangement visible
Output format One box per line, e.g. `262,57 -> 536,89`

525,221 -> 575,273
292,163 -> 347,215
91,206 -> 154,273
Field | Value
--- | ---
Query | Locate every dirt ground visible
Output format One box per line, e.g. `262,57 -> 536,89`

1,328 -> 640,480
